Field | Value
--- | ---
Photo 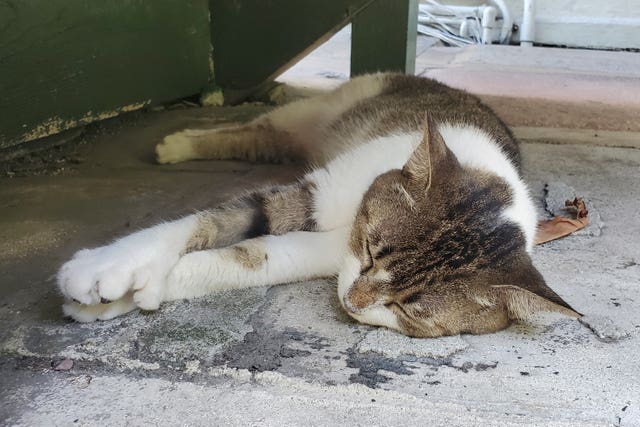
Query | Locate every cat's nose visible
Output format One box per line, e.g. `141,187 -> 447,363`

342,277 -> 379,315
342,297 -> 362,315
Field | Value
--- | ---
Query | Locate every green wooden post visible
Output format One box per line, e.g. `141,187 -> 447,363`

209,0 -> 374,104
351,0 -> 418,76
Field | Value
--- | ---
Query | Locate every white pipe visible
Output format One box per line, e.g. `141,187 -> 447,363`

482,6 -> 497,44
520,0 -> 536,46
420,4 -> 485,18
418,0 -> 517,46
419,16 -> 471,25
459,20 -> 470,38
490,0 -> 513,43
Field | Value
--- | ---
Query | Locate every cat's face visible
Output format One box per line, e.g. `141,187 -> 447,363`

338,119 -> 578,337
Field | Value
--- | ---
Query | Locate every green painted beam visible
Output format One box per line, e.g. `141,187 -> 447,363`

0,0 -> 212,149
1,0 -> 422,148
351,0 -> 418,75
209,0 -> 375,102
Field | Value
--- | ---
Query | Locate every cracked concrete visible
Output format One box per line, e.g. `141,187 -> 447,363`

1,98 -> 640,426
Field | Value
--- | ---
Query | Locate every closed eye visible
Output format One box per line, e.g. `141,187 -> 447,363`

373,245 -> 394,260
360,239 -> 373,274
402,292 -> 421,305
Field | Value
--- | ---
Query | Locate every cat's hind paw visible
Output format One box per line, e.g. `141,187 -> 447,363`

156,130 -> 200,164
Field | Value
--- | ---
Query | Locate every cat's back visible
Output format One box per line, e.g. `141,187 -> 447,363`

326,73 -> 520,168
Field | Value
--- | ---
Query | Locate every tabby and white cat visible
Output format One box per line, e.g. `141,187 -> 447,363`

57,73 -> 578,337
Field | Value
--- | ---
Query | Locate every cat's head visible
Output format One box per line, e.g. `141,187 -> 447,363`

338,117 -> 579,337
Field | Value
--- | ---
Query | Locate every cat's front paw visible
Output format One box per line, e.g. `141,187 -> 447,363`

58,249 -> 163,307
62,294 -> 137,322
57,244 -> 178,320
57,217 -> 197,321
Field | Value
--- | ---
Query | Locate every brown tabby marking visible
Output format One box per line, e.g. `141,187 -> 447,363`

185,214 -> 219,253
329,75 -> 520,168
185,182 -> 317,253
262,181 -> 317,234
190,121 -> 307,163
230,242 -> 267,270
342,117 -> 578,337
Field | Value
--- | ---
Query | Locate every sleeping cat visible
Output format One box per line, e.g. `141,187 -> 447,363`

57,73 -> 579,337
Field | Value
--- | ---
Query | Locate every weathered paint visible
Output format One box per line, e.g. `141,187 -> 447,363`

20,102 -> 151,144
0,0 -> 211,149
1,0 -> 421,149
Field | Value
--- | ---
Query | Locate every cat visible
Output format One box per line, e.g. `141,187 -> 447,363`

57,73 -> 579,337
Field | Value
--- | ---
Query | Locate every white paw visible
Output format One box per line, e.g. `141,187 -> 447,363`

57,245 -> 174,310
57,217 -> 198,320
156,129 -> 201,164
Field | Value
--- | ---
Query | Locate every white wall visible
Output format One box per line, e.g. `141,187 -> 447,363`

428,0 -> 640,49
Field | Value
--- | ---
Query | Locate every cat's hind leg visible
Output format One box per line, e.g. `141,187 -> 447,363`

156,73 -> 389,165
156,123 -> 305,165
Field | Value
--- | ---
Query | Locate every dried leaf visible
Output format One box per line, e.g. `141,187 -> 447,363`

535,197 -> 590,245
565,197 -> 589,219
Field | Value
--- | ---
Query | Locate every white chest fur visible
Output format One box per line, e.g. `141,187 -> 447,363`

308,133 -> 420,230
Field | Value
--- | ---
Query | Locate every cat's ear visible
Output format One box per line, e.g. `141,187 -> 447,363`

493,285 -> 580,320
492,256 -> 580,320
402,114 -> 459,189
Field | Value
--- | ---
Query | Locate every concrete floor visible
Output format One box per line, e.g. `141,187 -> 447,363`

2,42 -> 640,426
